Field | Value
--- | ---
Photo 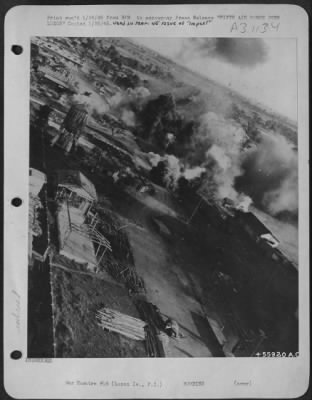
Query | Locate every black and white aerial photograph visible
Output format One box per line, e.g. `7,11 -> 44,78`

28,36 -> 298,358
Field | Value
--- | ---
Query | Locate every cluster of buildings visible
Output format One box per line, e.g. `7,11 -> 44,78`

30,39 -> 81,111
32,37 -> 84,70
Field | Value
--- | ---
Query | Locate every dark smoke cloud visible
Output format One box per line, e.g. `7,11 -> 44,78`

214,38 -> 268,67
181,38 -> 269,68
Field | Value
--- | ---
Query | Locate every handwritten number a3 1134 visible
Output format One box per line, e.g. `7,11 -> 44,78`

230,22 -> 280,34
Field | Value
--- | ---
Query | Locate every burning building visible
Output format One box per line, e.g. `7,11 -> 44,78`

51,104 -> 88,154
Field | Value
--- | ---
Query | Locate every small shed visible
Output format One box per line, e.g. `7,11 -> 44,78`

56,170 -> 97,218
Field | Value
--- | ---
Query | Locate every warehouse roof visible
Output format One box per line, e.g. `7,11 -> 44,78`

237,211 -> 271,236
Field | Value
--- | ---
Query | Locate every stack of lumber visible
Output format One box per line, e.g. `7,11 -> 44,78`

96,307 -> 146,341
106,260 -> 145,294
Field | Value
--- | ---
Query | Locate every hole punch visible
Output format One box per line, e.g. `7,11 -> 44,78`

11,197 -> 22,207
11,45 -> 23,55
10,350 -> 22,360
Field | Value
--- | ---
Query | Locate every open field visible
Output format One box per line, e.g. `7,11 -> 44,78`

52,262 -> 146,357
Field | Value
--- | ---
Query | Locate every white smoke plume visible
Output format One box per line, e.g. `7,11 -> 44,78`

163,154 -> 182,189
190,112 -> 297,218
165,133 -> 176,149
237,132 -> 298,217
206,144 -> 242,200
110,86 -> 150,108
109,86 -> 151,127
263,171 -> 298,216
236,194 -> 253,212
184,166 -> 206,180
73,89 -> 109,114
121,109 -> 136,127
148,152 -> 162,167
191,112 -> 247,202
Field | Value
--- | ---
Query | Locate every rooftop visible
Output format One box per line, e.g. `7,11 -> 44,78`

57,170 -> 97,202
237,211 -> 272,236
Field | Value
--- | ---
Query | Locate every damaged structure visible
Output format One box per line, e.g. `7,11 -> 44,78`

51,104 -> 89,154
56,170 -> 97,218
55,170 -> 112,271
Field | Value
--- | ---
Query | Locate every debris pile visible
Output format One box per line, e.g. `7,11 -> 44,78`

135,300 -> 166,357
144,326 -> 166,357
96,307 -> 146,341
95,206 -> 135,265
105,260 -> 145,294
